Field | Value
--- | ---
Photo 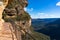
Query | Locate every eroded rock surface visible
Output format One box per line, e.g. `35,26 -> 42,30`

1,0 -> 31,40
0,0 -> 8,34
0,22 -> 17,40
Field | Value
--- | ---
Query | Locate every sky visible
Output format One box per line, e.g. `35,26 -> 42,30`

24,0 -> 60,19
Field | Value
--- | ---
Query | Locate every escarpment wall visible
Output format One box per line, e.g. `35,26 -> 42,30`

0,0 -> 8,32
1,0 -> 31,40
0,0 -> 50,40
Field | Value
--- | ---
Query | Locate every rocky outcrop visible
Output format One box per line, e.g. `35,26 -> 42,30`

0,0 -> 8,32
2,0 -> 31,40
0,22 -> 17,40
0,0 -> 50,40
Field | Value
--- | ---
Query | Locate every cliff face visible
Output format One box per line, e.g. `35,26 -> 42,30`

0,0 -> 8,33
0,0 -> 17,40
0,0 -> 50,40
3,0 -> 31,35
2,0 -> 31,40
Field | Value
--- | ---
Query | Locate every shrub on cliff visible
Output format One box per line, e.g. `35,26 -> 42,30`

2,11 -> 31,22
16,12 -> 31,21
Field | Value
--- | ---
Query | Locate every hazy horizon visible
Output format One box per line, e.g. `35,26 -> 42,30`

32,18 -> 60,19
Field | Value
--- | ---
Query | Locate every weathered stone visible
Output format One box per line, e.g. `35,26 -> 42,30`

0,0 -> 8,33
2,0 -> 30,40
1,0 -> 51,40
0,22 -> 17,40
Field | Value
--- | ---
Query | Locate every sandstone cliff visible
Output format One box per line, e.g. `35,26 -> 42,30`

3,0 -> 31,40
0,0 -> 51,40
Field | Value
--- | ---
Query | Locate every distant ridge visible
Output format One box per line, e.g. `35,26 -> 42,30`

32,18 -> 60,40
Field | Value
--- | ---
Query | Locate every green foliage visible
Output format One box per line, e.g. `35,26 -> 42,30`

3,0 -> 31,22
16,12 -> 31,21
6,0 -> 20,8
3,11 -> 31,22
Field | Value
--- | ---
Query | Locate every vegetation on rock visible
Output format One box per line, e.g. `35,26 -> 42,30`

29,26 -> 50,40
16,11 -> 31,21
2,11 -> 31,22
2,0 -> 50,40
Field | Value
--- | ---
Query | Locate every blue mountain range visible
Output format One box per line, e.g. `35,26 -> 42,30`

32,18 -> 60,40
